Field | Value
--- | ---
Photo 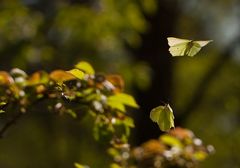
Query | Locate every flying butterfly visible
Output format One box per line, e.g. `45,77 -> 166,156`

167,37 -> 212,57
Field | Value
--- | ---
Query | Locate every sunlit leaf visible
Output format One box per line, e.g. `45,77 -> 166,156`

107,100 -> 126,112
49,70 -> 76,82
123,116 -> 135,128
110,163 -> 122,168
160,135 -> 183,148
74,163 -> 89,168
150,104 -> 174,131
75,61 -> 95,75
107,93 -> 139,112
169,127 -> 194,140
0,102 -> 7,106
67,69 -> 85,80
110,93 -> 138,107
106,75 -> 124,92
27,71 -> 49,85
0,102 -> 6,113
193,151 -> 208,161
0,71 -> 14,85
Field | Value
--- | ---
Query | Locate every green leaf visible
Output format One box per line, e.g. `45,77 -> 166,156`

0,102 -> 6,113
110,163 -> 122,168
107,100 -> 126,112
74,163 -> 89,168
0,102 -> 6,106
66,109 -> 77,118
150,104 -> 174,131
67,69 -> 85,80
193,151 -> 208,161
75,61 -> 95,75
160,135 -> 183,148
123,117 -> 135,128
107,93 -> 139,112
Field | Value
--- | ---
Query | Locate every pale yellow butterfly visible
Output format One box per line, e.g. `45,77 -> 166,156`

167,37 -> 212,57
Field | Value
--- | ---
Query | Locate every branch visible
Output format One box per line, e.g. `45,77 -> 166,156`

0,112 -> 23,138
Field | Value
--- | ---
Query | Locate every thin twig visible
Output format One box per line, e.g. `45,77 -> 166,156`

0,112 -> 23,138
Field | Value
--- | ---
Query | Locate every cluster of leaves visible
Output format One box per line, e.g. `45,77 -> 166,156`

0,61 -> 138,143
1,60 -> 214,168
131,127 -> 215,168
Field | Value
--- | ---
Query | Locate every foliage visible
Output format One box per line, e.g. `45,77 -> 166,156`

131,127 -> 214,168
0,60 -> 214,168
0,61 -> 138,143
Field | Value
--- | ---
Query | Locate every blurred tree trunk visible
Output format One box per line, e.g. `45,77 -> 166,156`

133,1 -> 179,144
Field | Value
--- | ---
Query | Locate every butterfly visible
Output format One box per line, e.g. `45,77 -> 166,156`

150,104 -> 174,132
167,37 -> 212,57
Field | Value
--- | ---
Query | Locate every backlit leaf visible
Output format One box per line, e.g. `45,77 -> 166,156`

110,163 -> 122,168
160,135 -> 183,148
74,163 -> 89,168
0,71 -> 14,85
27,71 -> 49,85
67,69 -> 85,80
107,93 -> 139,112
50,70 -> 76,82
0,102 -> 7,106
75,61 -> 95,75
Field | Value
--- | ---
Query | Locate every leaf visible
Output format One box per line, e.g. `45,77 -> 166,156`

49,70 -> 76,82
0,102 -> 7,106
75,61 -> 95,75
110,163 -> 122,168
150,104 -> 174,131
160,135 -> 183,148
107,100 -> 126,112
0,102 -> 7,113
0,71 -> 14,85
106,75 -> 124,92
193,151 -> 208,161
109,93 -> 138,108
123,116 -> 135,128
27,71 -> 49,85
74,163 -> 89,168
67,69 -> 85,80
107,93 -> 139,112
167,37 -> 212,57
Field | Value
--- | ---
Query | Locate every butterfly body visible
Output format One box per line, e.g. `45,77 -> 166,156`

167,37 -> 212,57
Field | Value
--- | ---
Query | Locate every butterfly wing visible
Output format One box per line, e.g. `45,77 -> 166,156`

194,40 -> 213,47
186,43 -> 202,57
169,42 -> 189,56
167,37 -> 192,56
167,37 -> 191,46
186,40 -> 213,57
167,37 -> 212,57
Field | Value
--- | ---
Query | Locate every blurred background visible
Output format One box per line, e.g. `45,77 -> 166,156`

0,0 -> 240,167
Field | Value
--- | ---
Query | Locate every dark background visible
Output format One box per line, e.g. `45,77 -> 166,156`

0,0 -> 240,167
